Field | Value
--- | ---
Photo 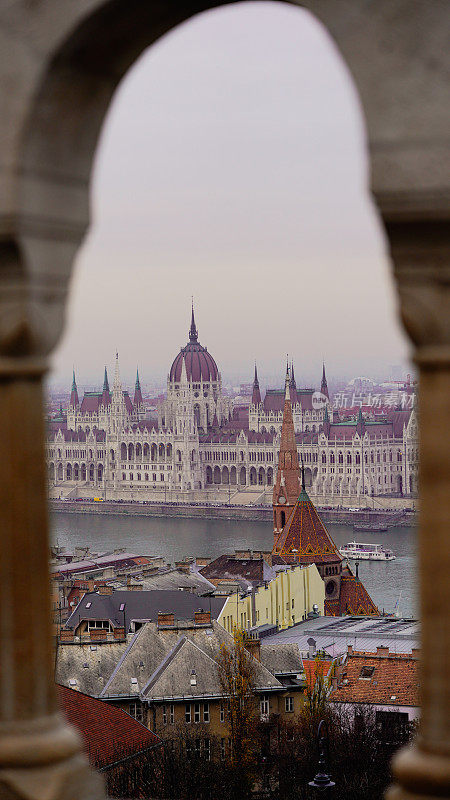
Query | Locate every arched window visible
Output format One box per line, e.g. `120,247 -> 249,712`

267,467 -> 273,486
66,464 -> 72,480
81,464 -> 86,481
240,450 -> 245,462
97,464 -> 103,481
355,452 -> 360,465
250,467 -> 257,485
176,449 -> 182,463
222,466 -> 229,484
89,464 -> 95,481
258,467 -> 265,485
121,443 -> 127,460
239,467 -> 246,486
230,466 -> 237,485
166,443 -> 172,459
330,452 -> 335,464
347,452 -> 352,465
322,453 -> 326,464
73,463 -> 79,480
159,443 -> 165,461
128,443 -> 134,461
397,450 -> 402,462
206,466 -> 213,484
143,443 -> 149,459
213,466 -> 221,484
135,443 -> 142,461
338,452 -> 343,465
151,443 -> 157,462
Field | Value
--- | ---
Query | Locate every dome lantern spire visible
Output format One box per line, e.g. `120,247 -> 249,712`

189,298 -> 198,342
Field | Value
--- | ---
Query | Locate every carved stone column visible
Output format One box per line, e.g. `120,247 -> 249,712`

0,244 -> 104,799
384,219 -> 450,800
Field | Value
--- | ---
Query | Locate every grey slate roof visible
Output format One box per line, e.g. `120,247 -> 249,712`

56,640 -> 129,696
99,621 -> 282,701
261,616 -> 419,658
136,570 -> 216,594
65,590 -> 226,632
260,643 -> 303,676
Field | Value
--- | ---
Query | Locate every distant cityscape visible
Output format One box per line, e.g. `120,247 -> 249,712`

46,307 -> 418,509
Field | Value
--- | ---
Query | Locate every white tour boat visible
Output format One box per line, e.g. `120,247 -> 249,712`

339,541 -> 396,561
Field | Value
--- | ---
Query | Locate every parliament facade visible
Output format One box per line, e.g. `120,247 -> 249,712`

46,309 -> 418,504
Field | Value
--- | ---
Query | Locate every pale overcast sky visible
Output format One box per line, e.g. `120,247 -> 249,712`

51,1 -> 410,390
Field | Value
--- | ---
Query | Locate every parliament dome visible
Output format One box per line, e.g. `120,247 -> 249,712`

169,308 -> 219,383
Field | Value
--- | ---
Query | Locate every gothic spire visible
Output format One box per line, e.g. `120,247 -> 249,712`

273,359 -> 301,539
189,298 -> 198,342
134,367 -> 143,408
70,368 -> 79,407
103,366 -> 109,393
321,361 -> 329,399
251,361 -> 261,406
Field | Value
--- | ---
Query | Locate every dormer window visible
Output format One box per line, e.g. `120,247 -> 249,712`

360,666 -> 375,679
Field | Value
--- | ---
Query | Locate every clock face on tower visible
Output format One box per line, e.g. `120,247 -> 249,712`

278,496 -> 286,504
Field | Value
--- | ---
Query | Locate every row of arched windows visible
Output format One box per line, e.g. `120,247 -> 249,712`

120,442 -> 173,462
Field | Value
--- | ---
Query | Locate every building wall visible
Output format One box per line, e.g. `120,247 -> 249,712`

219,563 -> 325,632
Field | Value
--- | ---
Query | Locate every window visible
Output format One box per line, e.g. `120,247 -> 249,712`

170,704 -> 174,724
203,702 -> 210,723
194,703 -> 200,723
260,695 -> 269,717
162,704 -> 167,725
185,703 -> 191,723
285,696 -> 294,713
220,704 -> 225,723
129,702 -> 143,723
360,665 -> 375,679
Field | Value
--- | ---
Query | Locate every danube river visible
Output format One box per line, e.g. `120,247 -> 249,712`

51,513 -> 417,618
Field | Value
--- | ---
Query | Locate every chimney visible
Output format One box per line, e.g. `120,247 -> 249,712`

98,585 -> 113,595
194,610 -> 211,625
376,646 -> 389,657
158,612 -> 175,627
411,648 -> 420,659
307,637 -> 316,659
60,629 -> 74,642
113,626 -> 125,639
244,634 -> 261,662
347,644 -> 353,656
87,579 -> 95,592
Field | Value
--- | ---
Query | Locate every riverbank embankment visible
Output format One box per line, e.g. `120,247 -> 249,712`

49,499 -> 416,527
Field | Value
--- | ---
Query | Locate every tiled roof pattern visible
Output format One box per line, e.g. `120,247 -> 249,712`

57,685 -> 159,767
302,658 -> 333,690
325,568 -> 378,616
330,651 -> 419,707
273,491 -> 342,565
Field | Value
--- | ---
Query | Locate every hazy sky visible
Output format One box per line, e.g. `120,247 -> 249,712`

52,1 -> 410,391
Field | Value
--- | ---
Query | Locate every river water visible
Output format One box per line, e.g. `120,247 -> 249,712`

50,512 -> 417,618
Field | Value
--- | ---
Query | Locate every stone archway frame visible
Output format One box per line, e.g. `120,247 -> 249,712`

0,3 -> 449,800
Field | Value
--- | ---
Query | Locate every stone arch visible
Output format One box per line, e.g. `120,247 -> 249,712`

213,465 -> 221,484
222,466 -> 229,484
135,443 -> 142,461
81,464 -> 87,481
159,443 -> 166,461
176,449 -> 182,463
258,467 -> 265,485
57,463 -> 63,481
250,467 -> 257,486
304,466 -> 312,487
89,464 -> 95,481
230,466 -> 237,485
151,443 -> 157,461
121,442 -> 127,460
239,467 -> 246,486
166,443 -> 173,459
4,6 -> 449,797
97,463 -> 103,481
143,443 -> 150,459
49,463 -> 55,482
73,462 -> 79,480
66,463 -> 72,481
267,466 -> 273,486
128,443 -> 134,461
206,466 -> 212,485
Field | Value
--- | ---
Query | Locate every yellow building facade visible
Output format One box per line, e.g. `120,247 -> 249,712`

219,563 -> 324,633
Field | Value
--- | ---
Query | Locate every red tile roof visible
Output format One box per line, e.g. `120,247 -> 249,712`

329,650 -> 419,707
57,685 -> 159,768
302,658 -> 333,691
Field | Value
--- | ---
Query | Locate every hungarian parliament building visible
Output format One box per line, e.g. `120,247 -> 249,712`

46,309 -> 418,503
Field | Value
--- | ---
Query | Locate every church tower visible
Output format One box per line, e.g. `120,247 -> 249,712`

251,363 -> 261,406
272,363 -> 301,542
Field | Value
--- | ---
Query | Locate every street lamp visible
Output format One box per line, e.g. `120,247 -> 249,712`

308,720 -> 335,794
